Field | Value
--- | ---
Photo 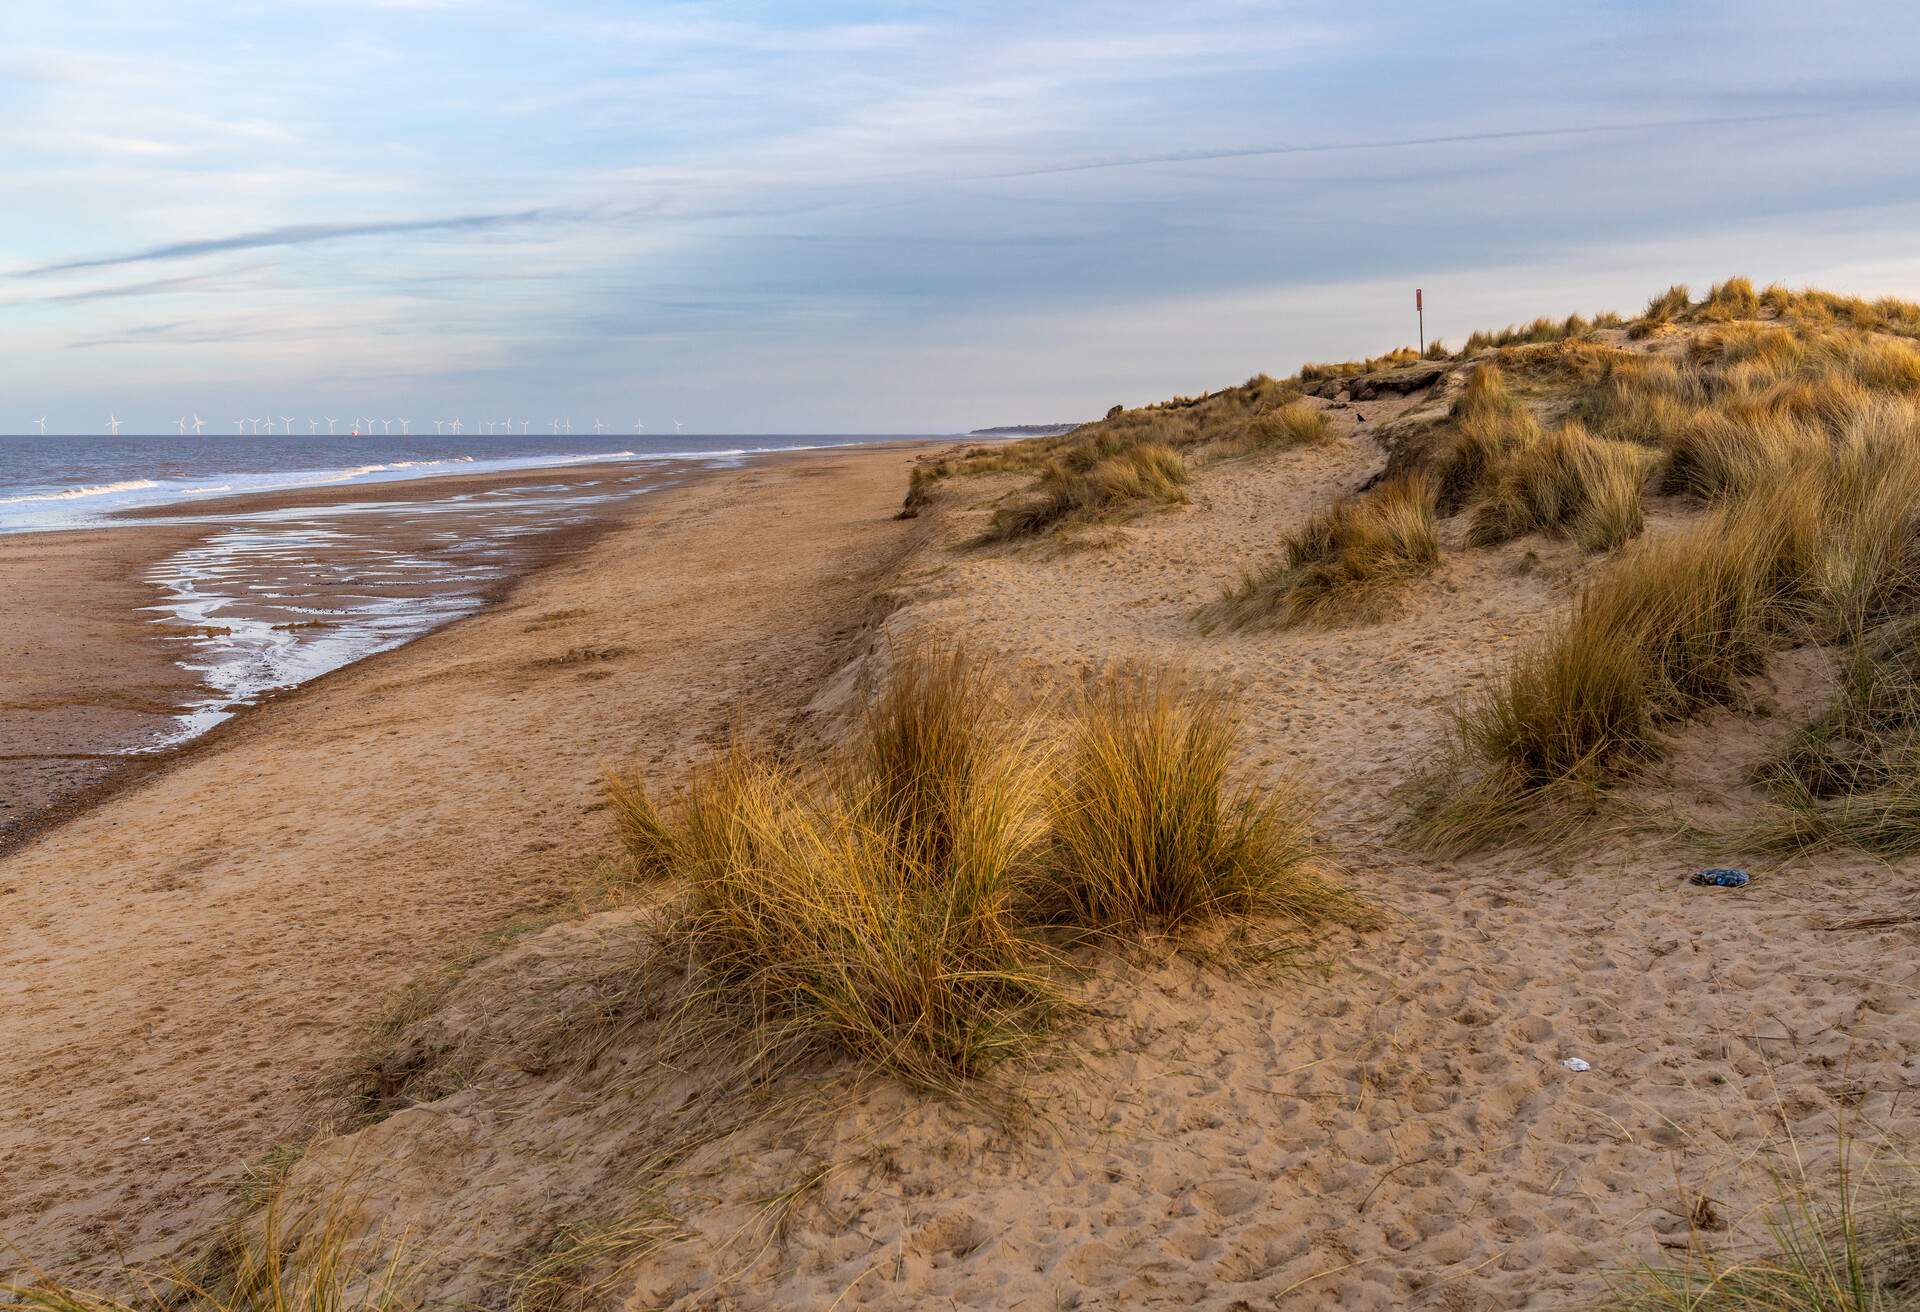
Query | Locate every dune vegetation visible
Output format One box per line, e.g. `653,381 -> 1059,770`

1201,474 -> 1439,630
0,1194 -> 414,1312
604,647 -> 1368,1090
1604,1141 -> 1920,1312
904,373 -> 1315,539
1406,285 -> 1920,851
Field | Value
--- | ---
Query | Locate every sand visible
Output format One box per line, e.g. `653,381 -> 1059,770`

0,444 -> 932,1283
0,522 -> 205,847
6,417 -> 1918,1308
0,460 -> 719,853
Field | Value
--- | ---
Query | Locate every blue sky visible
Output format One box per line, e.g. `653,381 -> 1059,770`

5,1 -> 1920,434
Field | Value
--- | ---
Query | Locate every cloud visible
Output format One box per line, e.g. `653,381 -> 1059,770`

22,270 -> 245,304
998,109 -> 1858,177
12,209 -> 568,279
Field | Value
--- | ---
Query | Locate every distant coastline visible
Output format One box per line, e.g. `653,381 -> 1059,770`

965,422 -> 1083,437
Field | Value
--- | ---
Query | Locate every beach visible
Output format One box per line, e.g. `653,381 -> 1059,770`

4,389 -> 1917,1308
0,454 -> 802,851
0,442 -> 933,1281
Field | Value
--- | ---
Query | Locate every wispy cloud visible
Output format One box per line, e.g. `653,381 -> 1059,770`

7,0 -> 1920,431
997,109 -> 1862,177
22,270 -> 245,304
12,209 -> 567,278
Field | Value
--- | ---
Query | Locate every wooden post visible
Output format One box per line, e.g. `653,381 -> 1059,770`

1416,287 -> 1425,354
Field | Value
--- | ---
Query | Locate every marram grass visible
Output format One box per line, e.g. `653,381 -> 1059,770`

606,648 -> 1367,1087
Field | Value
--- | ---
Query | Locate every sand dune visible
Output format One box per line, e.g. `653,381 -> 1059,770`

9,316 -> 1920,1308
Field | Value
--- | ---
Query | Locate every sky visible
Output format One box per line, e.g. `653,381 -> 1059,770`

5,1 -> 1920,435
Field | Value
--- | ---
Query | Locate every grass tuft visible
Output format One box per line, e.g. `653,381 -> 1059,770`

605,648 -> 1368,1086
982,442 -> 1189,542
1,1192 -> 414,1312
1242,401 -> 1334,451
1602,1140 -> 1920,1312
1037,671 -> 1370,933
1202,476 -> 1440,631
1465,420 -> 1657,552
1416,485 -> 1824,852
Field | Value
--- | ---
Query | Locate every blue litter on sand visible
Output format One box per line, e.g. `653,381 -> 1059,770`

1691,868 -> 1751,888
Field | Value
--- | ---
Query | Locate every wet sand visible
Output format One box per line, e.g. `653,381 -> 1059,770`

0,458 -> 724,852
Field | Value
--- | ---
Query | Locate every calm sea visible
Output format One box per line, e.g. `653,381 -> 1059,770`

0,430 -> 927,752
0,431 -> 909,533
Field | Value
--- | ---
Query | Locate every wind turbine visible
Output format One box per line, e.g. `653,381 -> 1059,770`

399,419 -> 411,435
634,419 -> 645,433
433,420 -> 445,434
452,418 -> 464,435
260,417 -> 276,435
233,419 -> 247,434
34,416 -> 47,435
520,420 -> 530,434
673,418 -> 684,433
549,418 -> 559,434
107,413 -> 123,436
592,418 -> 605,434
563,417 -> 572,434
281,416 -> 296,436
176,417 -> 187,435
324,416 -> 337,435
192,414 -> 205,436
308,418 -> 318,434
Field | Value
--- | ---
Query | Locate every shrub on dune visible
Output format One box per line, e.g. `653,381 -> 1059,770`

1243,401 -> 1334,451
1038,672 -> 1368,932
607,648 -> 1369,1084
1466,420 -> 1656,552
1203,475 -> 1440,631
631,651 -> 1057,1088
982,442 -> 1190,543
1418,484 -> 1825,852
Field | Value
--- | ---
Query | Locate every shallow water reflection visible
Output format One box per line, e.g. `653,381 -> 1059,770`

133,466 -> 696,749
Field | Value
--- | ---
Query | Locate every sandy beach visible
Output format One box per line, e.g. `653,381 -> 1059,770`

0,442 -> 934,1282
5,373 -> 1918,1308
0,457 -> 741,852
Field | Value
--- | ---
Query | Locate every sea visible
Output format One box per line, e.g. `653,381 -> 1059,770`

0,431 -> 895,534
0,431 -> 923,752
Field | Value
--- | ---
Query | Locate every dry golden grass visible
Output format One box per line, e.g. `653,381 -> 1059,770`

1418,480 -> 1826,852
656,664 -> 1055,1085
1604,1140 -> 1920,1312
1241,400 -> 1333,451
1698,275 -> 1760,321
606,648 -> 1366,1086
1202,475 -> 1440,631
1416,389 -> 1920,851
1299,346 -> 1420,381
1466,420 -> 1656,552
1037,671 -> 1370,933
1461,313 -> 1598,353
1646,283 -> 1694,324
981,441 -> 1191,542
2,1193 -> 414,1312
